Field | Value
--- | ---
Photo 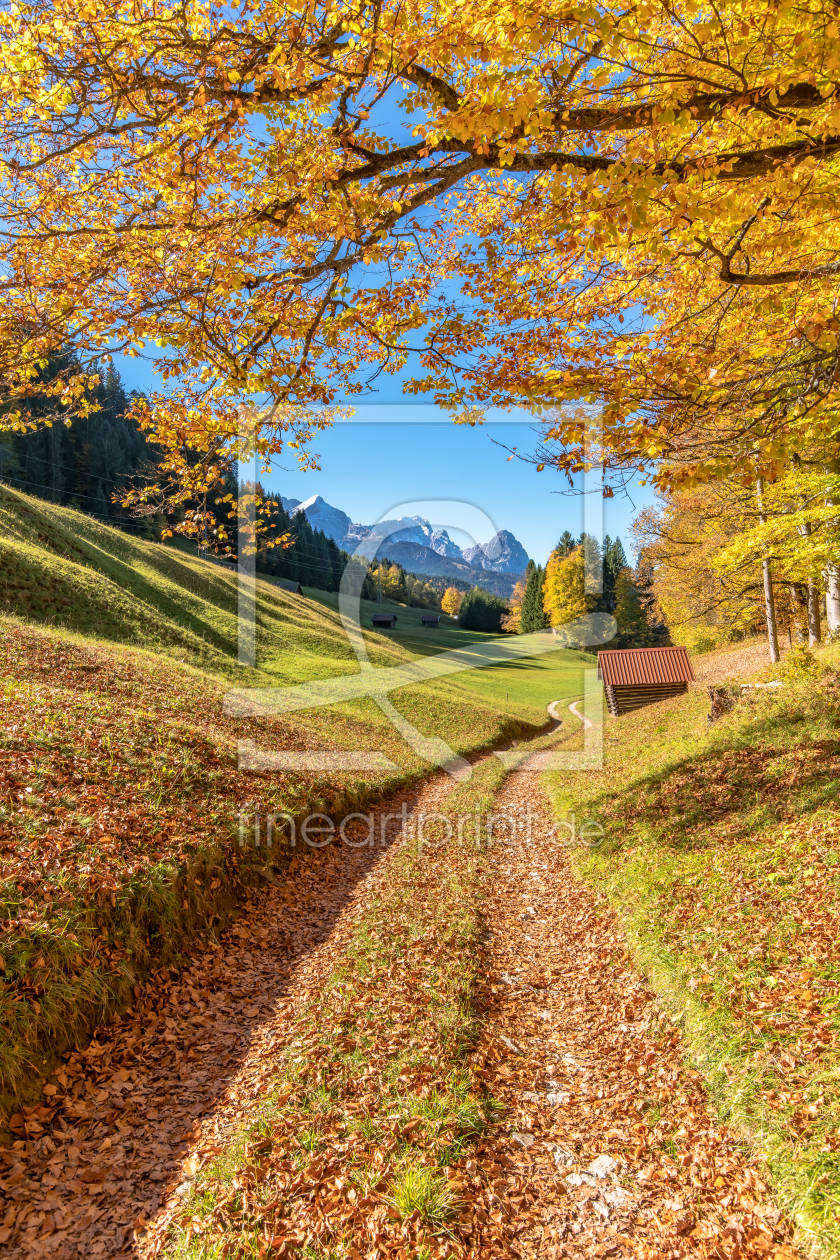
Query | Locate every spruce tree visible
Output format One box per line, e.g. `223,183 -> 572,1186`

602,536 -> 629,612
459,587 -> 508,633
614,569 -> 652,646
519,561 -> 548,632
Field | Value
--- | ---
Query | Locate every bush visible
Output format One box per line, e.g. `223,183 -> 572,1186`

458,587 -> 508,633
780,645 -> 821,680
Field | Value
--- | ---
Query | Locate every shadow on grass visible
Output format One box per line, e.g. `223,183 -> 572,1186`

588,702 -> 840,850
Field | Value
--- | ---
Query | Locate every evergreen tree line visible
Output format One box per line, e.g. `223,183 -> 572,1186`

251,492 -> 351,590
505,532 -> 664,646
0,356 -> 162,535
458,587 -> 509,633
240,490 -> 453,606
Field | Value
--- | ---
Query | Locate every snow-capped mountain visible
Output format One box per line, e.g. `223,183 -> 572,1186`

280,494 -> 530,577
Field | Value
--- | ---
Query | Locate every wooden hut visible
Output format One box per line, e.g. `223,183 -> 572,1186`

271,576 -> 303,594
598,646 -> 695,717
420,613 -> 440,627
372,613 -> 398,629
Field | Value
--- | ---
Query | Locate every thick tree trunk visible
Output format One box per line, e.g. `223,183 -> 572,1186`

763,558 -> 781,663
825,457 -> 840,638
757,479 -> 780,664
796,516 -> 822,646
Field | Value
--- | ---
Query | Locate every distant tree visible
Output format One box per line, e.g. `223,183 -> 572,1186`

441,586 -> 462,617
601,536 -> 629,612
614,568 -> 654,646
519,560 -> 548,632
543,545 -> 589,641
458,587 -> 508,634
500,579 -> 526,633
556,530 -> 577,557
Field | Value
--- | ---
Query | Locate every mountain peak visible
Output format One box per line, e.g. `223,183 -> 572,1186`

462,529 -> 529,574
285,494 -> 531,576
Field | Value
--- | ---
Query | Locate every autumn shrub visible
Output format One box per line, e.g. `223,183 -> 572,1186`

778,645 -> 821,681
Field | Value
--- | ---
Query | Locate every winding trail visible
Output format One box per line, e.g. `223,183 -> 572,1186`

567,698 -> 593,729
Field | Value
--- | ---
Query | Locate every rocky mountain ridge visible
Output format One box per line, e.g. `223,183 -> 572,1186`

282,494 -> 530,579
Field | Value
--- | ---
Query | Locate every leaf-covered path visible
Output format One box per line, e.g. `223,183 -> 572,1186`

465,773 -> 798,1259
1,755 -> 799,1258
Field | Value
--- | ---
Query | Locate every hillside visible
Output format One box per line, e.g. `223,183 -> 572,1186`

0,485 -> 590,1114
2,495 -> 834,1256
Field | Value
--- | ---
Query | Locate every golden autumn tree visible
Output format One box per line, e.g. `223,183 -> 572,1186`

542,545 -> 588,639
441,587 -> 462,617
500,580 -> 525,633
0,0 -> 839,514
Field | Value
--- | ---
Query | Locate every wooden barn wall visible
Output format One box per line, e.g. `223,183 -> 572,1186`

604,682 -> 689,716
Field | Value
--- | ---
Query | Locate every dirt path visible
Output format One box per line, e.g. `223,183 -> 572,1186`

0,774 -> 457,1259
468,772 -> 797,1259
2,729 -> 798,1259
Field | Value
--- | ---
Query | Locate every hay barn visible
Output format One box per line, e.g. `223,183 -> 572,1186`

598,646 -> 695,717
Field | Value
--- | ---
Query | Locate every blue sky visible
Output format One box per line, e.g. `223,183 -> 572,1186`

116,355 -> 654,566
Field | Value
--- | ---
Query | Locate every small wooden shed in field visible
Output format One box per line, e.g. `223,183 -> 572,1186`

272,576 -> 303,594
420,613 -> 440,627
598,646 -> 695,717
372,613 -> 398,629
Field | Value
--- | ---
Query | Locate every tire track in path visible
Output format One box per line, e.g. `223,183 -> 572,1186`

467,771 -> 797,1259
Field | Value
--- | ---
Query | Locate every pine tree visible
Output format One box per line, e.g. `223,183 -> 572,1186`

459,587 -> 508,633
602,536 -> 629,612
520,561 -> 548,632
614,568 -> 652,646
9,353 -> 161,535
556,530 -> 577,556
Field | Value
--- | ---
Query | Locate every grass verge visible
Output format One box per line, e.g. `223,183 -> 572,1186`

544,643 -> 840,1256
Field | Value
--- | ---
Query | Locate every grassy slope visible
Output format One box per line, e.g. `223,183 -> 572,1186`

308,588 -> 593,725
544,641 -> 840,1256
0,486 -> 587,1115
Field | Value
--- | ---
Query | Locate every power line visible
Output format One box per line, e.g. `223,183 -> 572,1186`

0,476 -> 343,578
0,473 -> 159,524
0,444 -> 148,484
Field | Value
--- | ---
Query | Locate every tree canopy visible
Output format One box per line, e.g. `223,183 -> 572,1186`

0,0 -> 838,501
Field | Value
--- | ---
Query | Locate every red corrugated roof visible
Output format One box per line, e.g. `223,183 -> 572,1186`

597,646 -> 695,686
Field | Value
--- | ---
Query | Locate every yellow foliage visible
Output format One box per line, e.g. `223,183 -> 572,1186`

441,586 -> 462,617
0,0 -> 837,505
542,546 -> 587,633
500,580 -> 525,632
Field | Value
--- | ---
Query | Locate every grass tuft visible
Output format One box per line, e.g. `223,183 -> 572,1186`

389,1159 -> 456,1226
